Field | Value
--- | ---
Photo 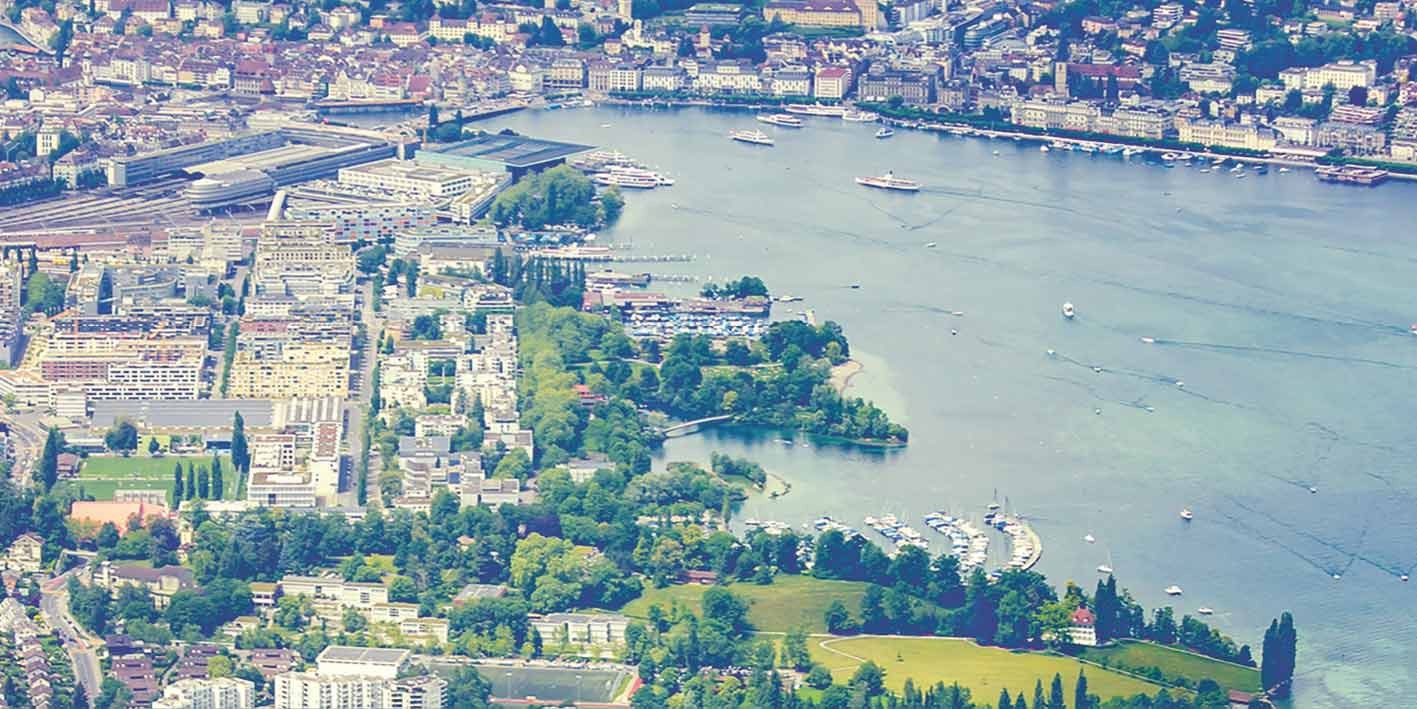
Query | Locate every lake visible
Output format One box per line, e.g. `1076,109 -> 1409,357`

481,105 -> 1417,707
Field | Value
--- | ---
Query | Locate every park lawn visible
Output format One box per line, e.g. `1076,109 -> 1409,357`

619,576 -> 879,634
1078,640 -> 1260,693
809,636 -> 1164,705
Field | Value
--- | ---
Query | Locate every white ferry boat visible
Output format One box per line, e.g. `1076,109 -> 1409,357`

855,172 -> 921,192
757,113 -> 804,128
730,129 -> 774,146
592,166 -> 674,189
842,109 -> 880,122
784,103 -> 846,117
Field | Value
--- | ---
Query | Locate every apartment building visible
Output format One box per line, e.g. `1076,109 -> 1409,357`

153,677 -> 256,709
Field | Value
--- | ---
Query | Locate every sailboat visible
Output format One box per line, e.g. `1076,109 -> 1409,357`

1097,549 -> 1114,575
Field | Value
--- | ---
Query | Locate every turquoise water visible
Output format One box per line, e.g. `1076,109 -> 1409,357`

483,106 -> 1417,706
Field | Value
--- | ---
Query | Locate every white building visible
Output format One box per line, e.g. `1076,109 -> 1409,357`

1068,607 -> 1098,646
274,673 -> 387,709
153,677 -> 256,709
530,613 -> 631,647
315,646 -> 411,679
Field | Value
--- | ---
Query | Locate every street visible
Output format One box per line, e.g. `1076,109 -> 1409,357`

39,571 -> 101,702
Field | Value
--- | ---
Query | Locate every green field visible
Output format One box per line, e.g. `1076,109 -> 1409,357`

619,576 -> 879,633
810,636 -> 1164,704
69,454 -> 238,503
1078,640 -> 1260,693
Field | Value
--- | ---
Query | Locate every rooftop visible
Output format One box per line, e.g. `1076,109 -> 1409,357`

316,645 -> 412,666
430,133 -> 592,169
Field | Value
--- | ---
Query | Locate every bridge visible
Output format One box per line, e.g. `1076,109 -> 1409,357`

660,415 -> 734,438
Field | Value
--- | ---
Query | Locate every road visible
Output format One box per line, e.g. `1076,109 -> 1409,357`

339,275 -> 383,509
39,572 -> 101,702
1,409 -> 50,487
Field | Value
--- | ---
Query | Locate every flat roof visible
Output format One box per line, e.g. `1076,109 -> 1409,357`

90,400 -> 276,429
316,646 -> 411,665
431,133 -> 592,169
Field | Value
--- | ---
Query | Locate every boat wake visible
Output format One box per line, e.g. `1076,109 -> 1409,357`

1149,339 -> 1417,371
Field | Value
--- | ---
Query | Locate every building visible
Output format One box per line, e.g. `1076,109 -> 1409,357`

153,677 -> 257,709
762,0 -> 862,27
1068,607 -> 1098,646
1280,60 -> 1377,92
273,673 -> 387,709
387,676 -> 447,709
0,257 -> 22,368
90,561 -> 196,608
315,646 -> 411,679
337,159 -> 499,202
529,613 -> 631,647
1179,63 -> 1236,94
3,533 -> 43,574
858,66 -> 937,105
1176,117 -> 1277,151
272,672 -> 444,709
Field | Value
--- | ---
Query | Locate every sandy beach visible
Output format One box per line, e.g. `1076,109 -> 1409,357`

830,359 -> 864,393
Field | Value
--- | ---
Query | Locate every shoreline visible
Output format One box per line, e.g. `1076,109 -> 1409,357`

591,97 -> 1417,183
830,359 -> 864,394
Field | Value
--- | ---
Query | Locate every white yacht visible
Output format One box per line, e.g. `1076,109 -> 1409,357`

1165,585 -> 1184,596
1062,302 -> 1076,319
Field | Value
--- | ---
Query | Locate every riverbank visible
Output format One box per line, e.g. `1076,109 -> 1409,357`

829,359 -> 863,393
587,97 -> 1417,183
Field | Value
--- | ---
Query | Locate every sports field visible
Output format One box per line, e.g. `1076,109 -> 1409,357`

470,664 -> 632,703
620,575 -> 884,633
66,454 -> 237,503
809,636 -> 1164,704
1078,640 -> 1260,692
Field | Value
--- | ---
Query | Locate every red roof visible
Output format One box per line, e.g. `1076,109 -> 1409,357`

1070,607 -> 1096,626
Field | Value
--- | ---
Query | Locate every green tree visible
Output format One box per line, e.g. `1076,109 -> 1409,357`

210,459 -> 223,500
147,437 -> 159,456
849,661 -> 885,698
1074,669 -> 1091,709
104,420 -> 140,454
196,466 -> 210,499
38,427 -> 62,492
231,411 -> 249,477
173,463 -> 185,502
781,627 -> 812,671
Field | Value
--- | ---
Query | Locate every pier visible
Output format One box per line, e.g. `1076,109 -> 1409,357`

660,414 -> 734,437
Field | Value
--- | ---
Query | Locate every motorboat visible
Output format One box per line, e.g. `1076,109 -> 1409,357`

925,242 -> 937,248
1084,534 -> 1096,543
1097,564 -> 1113,574
841,109 -> 879,122
1180,508 -> 1194,521
1165,585 -> 1183,596
875,127 -> 895,139
1197,607 -> 1214,615
1039,145 -> 1051,153
1140,336 -> 1156,344
1062,302 -> 1075,319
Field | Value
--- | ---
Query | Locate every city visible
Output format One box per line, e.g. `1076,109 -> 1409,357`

0,0 -> 1409,705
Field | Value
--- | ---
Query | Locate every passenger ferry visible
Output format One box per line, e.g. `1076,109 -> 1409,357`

756,113 -> 804,128
784,103 -> 846,117
729,129 -> 774,146
592,165 -> 674,189
842,109 -> 880,122
855,171 -> 921,192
